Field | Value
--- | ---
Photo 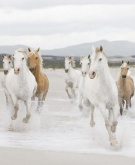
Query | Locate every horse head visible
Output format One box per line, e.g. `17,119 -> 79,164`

89,45 -> 108,79
80,55 -> 90,77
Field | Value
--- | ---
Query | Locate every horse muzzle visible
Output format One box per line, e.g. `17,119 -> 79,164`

30,68 -> 35,73
122,75 -> 126,78
65,69 -> 68,73
4,70 -> 8,75
89,71 -> 96,79
14,68 -> 20,75
82,72 -> 86,77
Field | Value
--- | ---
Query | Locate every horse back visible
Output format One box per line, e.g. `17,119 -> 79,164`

36,72 -> 49,95
127,76 -> 134,95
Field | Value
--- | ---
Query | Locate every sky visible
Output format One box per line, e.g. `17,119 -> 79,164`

0,0 -> 135,49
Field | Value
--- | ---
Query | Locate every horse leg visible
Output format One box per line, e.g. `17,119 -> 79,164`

129,96 -> 132,108
90,105 -> 95,127
71,87 -> 76,98
37,95 -> 44,112
5,91 -> 9,106
119,97 -> 123,115
8,120 -> 14,131
42,90 -> 48,102
23,99 -> 31,123
78,93 -> 83,110
65,85 -> 71,99
10,94 -> 19,120
126,97 -> 130,110
38,92 -> 47,108
99,106 -> 116,145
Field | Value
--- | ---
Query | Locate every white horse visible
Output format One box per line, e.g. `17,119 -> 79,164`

83,45 -> 119,145
5,48 -> 37,131
65,56 -> 81,99
1,55 -> 13,105
78,55 -> 90,109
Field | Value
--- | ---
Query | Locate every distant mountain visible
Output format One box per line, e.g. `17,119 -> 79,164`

0,40 -> 135,57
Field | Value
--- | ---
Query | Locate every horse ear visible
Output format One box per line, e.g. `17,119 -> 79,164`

37,48 -> 40,52
100,45 -> 103,52
122,60 -> 124,64
92,45 -> 95,53
88,54 -> 90,59
80,56 -> 83,62
8,55 -> 12,60
127,61 -> 129,65
28,48 -> 31,52
1,55 -> 4,59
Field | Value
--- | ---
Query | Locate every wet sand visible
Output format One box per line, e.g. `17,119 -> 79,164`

0,147 -> 135,165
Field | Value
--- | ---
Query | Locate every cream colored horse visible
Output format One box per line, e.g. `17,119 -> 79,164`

117,61 -> 134,115
28,48 -> 49,111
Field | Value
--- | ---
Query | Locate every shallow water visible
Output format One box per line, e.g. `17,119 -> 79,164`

0,69 -> 135,157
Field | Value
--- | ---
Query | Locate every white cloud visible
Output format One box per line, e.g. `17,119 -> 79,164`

0,4 -> 135,49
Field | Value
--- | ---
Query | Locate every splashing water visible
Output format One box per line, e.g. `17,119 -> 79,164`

0,69 -> 135,157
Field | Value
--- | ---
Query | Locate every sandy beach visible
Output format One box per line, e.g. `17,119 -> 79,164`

0,69 -> 135,164
0,147 -> 135,165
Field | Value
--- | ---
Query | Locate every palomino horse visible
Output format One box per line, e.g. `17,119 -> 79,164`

117,61 -> 134,115
84,45 -> 119,145
28,48 -> 49,111
1,55 -> 13,105
78,55 -> 90,109
5,48 -> 37,131
65,56 -> 81,99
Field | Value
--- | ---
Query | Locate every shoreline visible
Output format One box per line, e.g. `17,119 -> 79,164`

0,147 -> 135,165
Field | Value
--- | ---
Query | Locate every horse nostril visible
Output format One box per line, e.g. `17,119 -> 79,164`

4,70 -> 8,75
65,69 -> 68,73
92,72 -> 95,76
122,75 -> 126,78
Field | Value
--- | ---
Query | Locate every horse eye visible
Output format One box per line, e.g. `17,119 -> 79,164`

88,63 -> 90,65
99,58 -> 102,61
36,57 -> 38,60
9,61 -> 11,64
22,58 -> 24,60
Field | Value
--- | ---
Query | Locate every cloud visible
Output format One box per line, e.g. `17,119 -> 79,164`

0,0 -> 135,9
0,4 -> 135,48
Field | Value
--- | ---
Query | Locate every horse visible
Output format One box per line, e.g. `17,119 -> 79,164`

1,55 -> 13,105
5,48 -> 37,131
116,61 -> 134,115
28,48 -> 49,111
83,45 -> 119,146
78,55 -> 90,109
64,56 -> 81,99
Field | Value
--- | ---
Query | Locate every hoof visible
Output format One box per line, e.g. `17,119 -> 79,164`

11,114 -> 17,120
8,126 -> 14,131
79,105 -> 83,111
90,120 -> 95,127
23,118 -> 29,123
110,139 -> 118,146
14,104 -> 19,111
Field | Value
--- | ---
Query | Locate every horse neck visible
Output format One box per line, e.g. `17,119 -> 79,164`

17,65 -> 28,83
97,65 -> 111,84
118,72 -> 126,86
34,64 -> 42,82
68,66 -> 74,75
